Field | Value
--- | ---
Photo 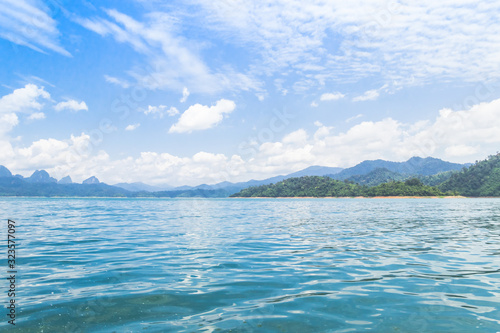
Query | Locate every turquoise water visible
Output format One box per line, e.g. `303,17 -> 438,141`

1,198 -> 500,332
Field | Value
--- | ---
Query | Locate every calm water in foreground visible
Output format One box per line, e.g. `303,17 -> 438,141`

1,198 -> 499,332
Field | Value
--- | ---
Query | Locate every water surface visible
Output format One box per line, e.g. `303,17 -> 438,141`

1,198 -> 499,332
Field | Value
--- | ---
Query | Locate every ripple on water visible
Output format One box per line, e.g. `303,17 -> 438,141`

0,197 -> 499,332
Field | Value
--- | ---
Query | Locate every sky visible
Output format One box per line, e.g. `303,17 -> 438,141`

1,0 -> 500,186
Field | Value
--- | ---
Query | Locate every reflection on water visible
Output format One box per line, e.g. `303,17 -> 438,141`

1,198 -> 499,332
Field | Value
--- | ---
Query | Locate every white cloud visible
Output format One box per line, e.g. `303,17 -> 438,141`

55,100 -> 88,112
5,97 -> 500,186
0,84 -> 50,114
282,129 -> 308,145
0,113 -> 19,137
169,99 -> 236,133
104,75 -> 131,88
445,145 -> 479,158
346,114 -> 363,123
167,107 -> 180,117
28,112 -> 45,120
353,84 -> 388,102
180,87 -> 190,103
79,9 -> 261,94
190,1 -> 500,91
263,97 -> 500,168
125,123 -> 140,131
18,75 -> 55,88
310,101 -> 319,107
320,92 -> 345,101
353,89 -> 379,102
142,105 -> 179,118
0,84 -> 50,135
0,0 -> 70,56
11,133 -> 93,173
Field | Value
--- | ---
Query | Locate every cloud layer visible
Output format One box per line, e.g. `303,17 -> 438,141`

187,0 -> 500,94
3,87 -> 500,186
78,9 -> 260,94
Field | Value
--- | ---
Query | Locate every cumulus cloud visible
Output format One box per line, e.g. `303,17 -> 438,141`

169,99 -> 236,133
55,100 -> 88,112
282,129 -> 308,145
320,92 -> 345,101
0,113 -> 19,137
11,133 -> 94,174
0,84 -> 50,114
125,123 -> 140,131
253,98 -> 500,171
0,84 -> 51,135
142,105 -> 179,118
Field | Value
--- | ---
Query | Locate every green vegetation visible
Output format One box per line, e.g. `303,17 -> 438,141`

439,153 -> 500,196
346,168 -> 457,187
230,177 -> 360,198
346,168 -> 406,186
230,176 -> 450,197
328,156 -> 466,180
364,178 -> 447,197
232,153 -> 500,198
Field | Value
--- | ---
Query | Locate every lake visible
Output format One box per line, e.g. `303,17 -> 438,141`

1,198 -> 499,332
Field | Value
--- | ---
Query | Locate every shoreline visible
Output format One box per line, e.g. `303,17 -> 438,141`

231,195 -> 468,199
4,195 -> 500,199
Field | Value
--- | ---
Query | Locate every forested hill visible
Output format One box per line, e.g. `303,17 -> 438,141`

439,153 -> 500,196
346,168 -> 458,187
230,176 -> 450,197
328,156 -> 467,180
231,153 -> 500,198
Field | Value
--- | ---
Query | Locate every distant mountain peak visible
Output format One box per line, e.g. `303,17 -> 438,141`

0,165 -> 12,178
83,176 -> 100,185
58,176 -> 73,184
27,170 -> 57,183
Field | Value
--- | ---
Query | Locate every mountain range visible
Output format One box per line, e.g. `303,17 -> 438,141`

0,157 -> 471,197
231,153 -> 500,198
328,156 -> 468,179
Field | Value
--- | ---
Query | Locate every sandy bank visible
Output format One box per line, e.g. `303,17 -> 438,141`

232,196 -> 468,199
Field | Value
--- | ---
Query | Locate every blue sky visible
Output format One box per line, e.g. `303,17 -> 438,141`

1,0 -> 500,186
